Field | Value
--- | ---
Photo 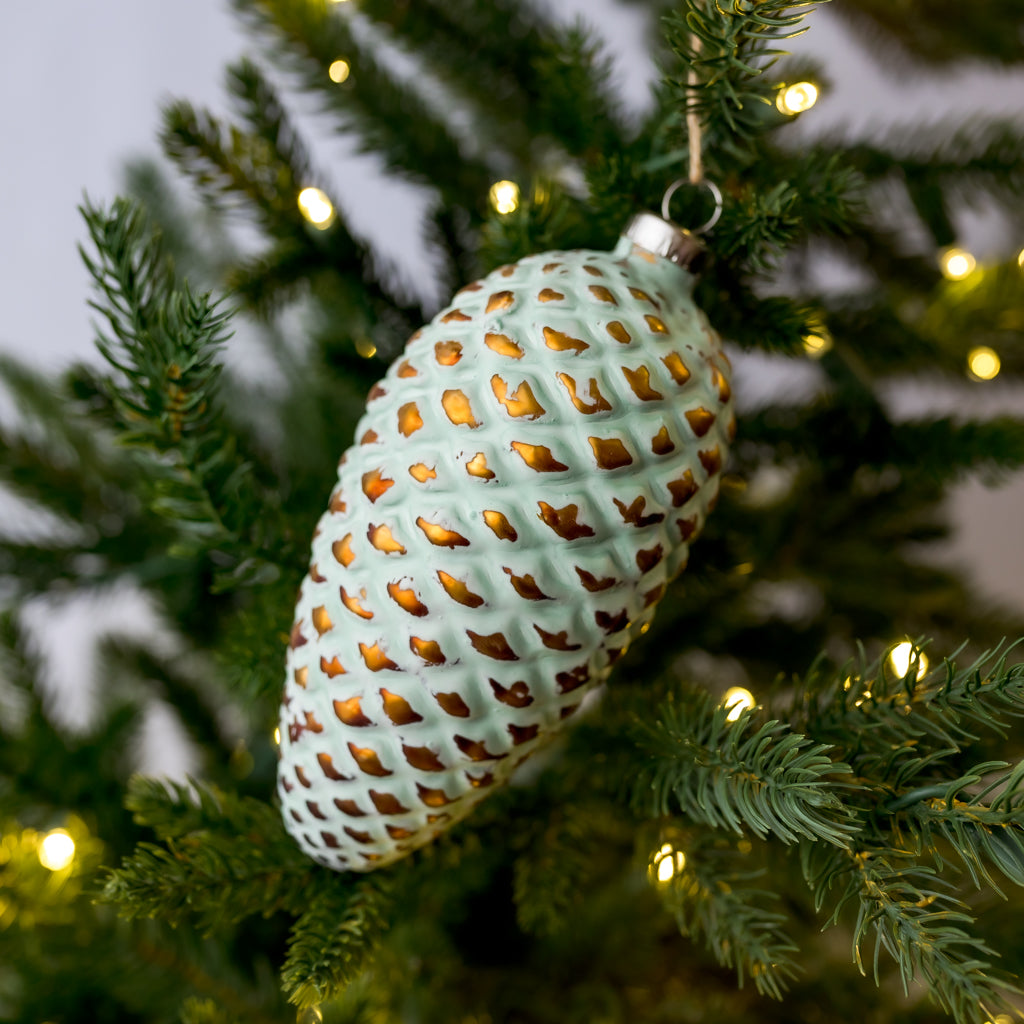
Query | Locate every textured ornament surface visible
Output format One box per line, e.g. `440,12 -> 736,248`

278,235 -> 735,871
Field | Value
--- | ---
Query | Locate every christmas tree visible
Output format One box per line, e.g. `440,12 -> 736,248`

3,1 -> 1024,1022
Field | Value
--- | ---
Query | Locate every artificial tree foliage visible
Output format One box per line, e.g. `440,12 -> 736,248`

1,2 -> 1023,1023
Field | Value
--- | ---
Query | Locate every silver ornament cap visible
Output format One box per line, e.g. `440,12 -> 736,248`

624,212 -> 705,270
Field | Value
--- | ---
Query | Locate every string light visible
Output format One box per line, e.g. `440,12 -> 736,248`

355,337 -> 378,359
802,330 -> 832,358
776,82 -> 819,115
938,246 -> 976,280
488,180 -> 520,215
888,641 -> 929,681
297,187 -> 335,229
328,59 -> 350,84
38,829 -> 75,871
1017,248 -> 1024,269
722,686 -> 755,722
274,726 -> 281,746
967,346 -> 1001,381
649,842 -> 686,885
297,1007 -> 324,1024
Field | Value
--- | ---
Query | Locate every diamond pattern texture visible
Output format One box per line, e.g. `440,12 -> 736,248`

278,236 -> 735,871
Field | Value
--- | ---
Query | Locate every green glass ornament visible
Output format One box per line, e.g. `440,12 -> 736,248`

278,212 -> 735,871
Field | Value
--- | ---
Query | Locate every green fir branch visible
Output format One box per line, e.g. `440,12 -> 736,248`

79,197 -> 295,588
805,845 -> 1020,1024
232,0 -> 494,205
801,643 -> 1024,765
101,777 -> 313,930
666,840 -> 801,999
512,799 -> 625,939
162,91 -> 423,332
665,0 -> 829,143
895,760 -> 1024,893
161,99 -> 311,232
630,685 -> 858,846
81,198 -> 238,538
179,998 -> 242,1024
282,874 -> 396,1008
356,0 -> 625,161
226,57 -> 314,193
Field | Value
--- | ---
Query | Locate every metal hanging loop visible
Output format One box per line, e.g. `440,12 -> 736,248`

661,178 -> 723,236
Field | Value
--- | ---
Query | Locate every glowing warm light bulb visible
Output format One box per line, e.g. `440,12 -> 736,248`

274,726 -> 281,746
802,330 -> 832,358
889,641 -> 929,681
723,686 -> 755,722
328,59 -> 350,84
297,187 -> 335,228
488,180 -> 520,215
967,346 -> 1001,381
939,246 -> 976,280
355,337 -> 378,359
38,829 -> 75,871
1017,248 -> 1024,269
297,1007 -> 324,1024
650,842 -> 686,885
776,82 -> 819,115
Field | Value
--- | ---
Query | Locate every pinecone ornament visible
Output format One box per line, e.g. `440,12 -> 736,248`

278,212 -> 735,871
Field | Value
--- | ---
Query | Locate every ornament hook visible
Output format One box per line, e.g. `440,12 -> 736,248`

661,178 -> 723,236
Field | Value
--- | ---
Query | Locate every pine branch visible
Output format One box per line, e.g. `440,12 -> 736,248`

81,198 -> 234,535
665,839 -> 801,999
800,643 -> 1024,765
79,197 -> 293,588
630,685 -> 858,846
162,92 -> 422,333
101,777 -> 314,930
161,100 -> 306,231
806,845 -> 1020,1024
180,998 -> 242,1024
833,0 -> 1024,66
281,873 -> 396,1008
895,760 -> 1024,893
232,0 -> 494,205
356,0 -> 625,161
226,57 -> 314,196
747,408 -> 1024,485
665,0 -> 830,144
512,799 -> 625,939
697,282 -> 815,353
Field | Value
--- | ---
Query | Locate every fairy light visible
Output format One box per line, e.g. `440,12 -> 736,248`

355,337 -> 378,359
802,330 -> 832,358
488,180 -> 520,215
967,346 -> 1001,381
297,187 -> 335,229
722,686 -> 755,722
1017,248 -> 1024,269
297,1007 -> 324,1024
776,82 -> 818,115
274,726 -> 281,746
939,246 -> 976,280
328,59 -> 350,84
649,842 -> 686,885
888,641 -> 929,681
38,829 -> 75,871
